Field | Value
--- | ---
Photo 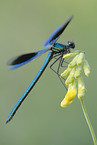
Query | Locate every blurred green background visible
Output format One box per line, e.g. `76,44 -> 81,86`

0,0 -> 97,145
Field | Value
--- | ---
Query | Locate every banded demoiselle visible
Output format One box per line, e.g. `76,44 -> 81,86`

6,16 -> 75,123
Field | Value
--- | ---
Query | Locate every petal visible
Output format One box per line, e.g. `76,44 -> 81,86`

65,67 -> 76,85
83,59 -> 91,77
61,67 -> 71,77
70,79 -> 77,90
74,64 -> 82,79
77,53 -> 84,65
63,51 -> 80,59
65,80 -> 77,101
68,55 -> 79,68
78,77 -> 85,99
60,97 -> 73,107
65,89 -> 77,102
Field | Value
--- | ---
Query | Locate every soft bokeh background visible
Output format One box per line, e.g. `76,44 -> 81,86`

0,0 -> 97,145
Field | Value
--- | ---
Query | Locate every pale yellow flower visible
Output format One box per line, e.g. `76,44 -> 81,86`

60,51 -> 97,145
63,51 -> 80,59
78,77 -> 85,99
61,97 -> 73,107
60,51 -> 90,106
65,67 -> 76,85
74,64 -> 82,79
66,80 -> 77,101
61,80 -> 77,107
77,52 -> 84,65
83,59 -> 90,77
68,55 -> 79,68
61,67 -> 71,77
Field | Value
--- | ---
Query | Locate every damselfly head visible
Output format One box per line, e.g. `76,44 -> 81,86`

68,41 -> 75,49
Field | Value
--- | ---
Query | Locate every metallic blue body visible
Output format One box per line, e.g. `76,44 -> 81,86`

54,43 -> 66,50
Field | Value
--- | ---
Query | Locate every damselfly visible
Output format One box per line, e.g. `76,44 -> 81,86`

6,16 -> 75,123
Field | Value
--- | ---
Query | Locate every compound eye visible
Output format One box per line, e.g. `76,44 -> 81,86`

68,41 -> 75,49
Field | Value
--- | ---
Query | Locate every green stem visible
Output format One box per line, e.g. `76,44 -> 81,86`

80,98 -> 97,145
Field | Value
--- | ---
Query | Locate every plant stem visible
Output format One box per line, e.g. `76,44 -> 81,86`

80,98 -> 97,145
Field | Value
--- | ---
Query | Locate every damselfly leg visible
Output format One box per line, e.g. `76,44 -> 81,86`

50,53 -> 68,90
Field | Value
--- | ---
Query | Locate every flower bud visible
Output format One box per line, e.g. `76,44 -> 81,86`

65,80 -> 77,102
78,77 -> 85,99
61,67 -> 71,77
74,65 -> 82,79
63,51 -> 80,59
60,97 -> 73,107
83,59 -> 90,77
77,53 -> 84,65
65,67 -> 76,85
68,55 -> 79,68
